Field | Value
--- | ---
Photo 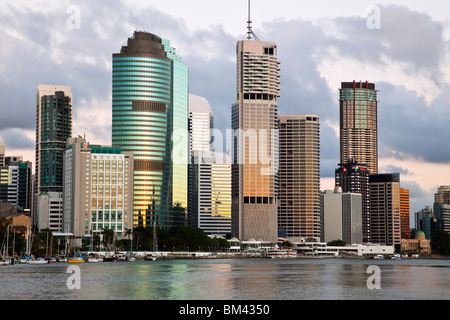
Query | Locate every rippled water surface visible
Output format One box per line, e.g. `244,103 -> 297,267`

1,258 -> 449,300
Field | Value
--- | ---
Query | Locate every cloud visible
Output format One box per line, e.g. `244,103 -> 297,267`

0,0 -> 449,198
378,82 -> 450,163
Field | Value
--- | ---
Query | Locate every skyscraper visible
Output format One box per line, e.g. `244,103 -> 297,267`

278,114 -> 320,241
35,85 -> 72,230
231,16 -> 281,242
163,39 -> 189,212
339,81 -> 378,174
112,31 -> 188,229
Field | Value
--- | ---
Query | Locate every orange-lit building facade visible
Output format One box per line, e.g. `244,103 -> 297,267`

231,40 -> 280,242
400,188 -> 410,239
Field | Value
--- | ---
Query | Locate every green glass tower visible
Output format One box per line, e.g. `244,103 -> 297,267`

162,39 -> 189,213
112,31 -> 188,229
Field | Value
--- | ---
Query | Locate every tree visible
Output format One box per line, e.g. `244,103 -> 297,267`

431,230 -> 450,255
101,228 -> 115,251
327,239 -> 346,246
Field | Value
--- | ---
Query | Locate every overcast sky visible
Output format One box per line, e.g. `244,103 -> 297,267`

1,0 -> 450,219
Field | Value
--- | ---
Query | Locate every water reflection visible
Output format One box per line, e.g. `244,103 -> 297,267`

1,259 -> 449,300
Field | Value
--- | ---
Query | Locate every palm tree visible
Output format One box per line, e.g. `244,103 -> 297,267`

101,228 -> 114,251
125,228 -> 133,251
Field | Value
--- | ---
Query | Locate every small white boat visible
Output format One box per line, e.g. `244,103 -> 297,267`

88,257 -> 99,263
29,258 -> 48,264
0,260 -> 10,266
373,255 -> 384,259
391,254 -> 401,260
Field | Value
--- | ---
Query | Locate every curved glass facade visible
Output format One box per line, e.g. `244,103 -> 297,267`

112,31 -> 188,229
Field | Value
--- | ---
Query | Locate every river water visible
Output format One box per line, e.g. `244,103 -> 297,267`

1,258 -> 449,300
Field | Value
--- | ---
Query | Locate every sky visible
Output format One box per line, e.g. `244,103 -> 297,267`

1,0 -> 450,222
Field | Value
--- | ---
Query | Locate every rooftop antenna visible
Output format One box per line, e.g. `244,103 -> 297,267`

247,0 -> 259,41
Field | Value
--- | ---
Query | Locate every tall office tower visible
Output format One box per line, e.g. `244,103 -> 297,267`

231,15 -> 281,242
163,39 -> 189,212
400,188 -> 410,239
335,158 -> 370,242
112,31 -> 188,229
433,186 -> 450,233
415,206 -> 433,232
339,81 -> 378,175
63,137 -> 134,247
369,173 -> 401,248
321,188 -> 362,244
35,85 -> 72,230
278,114 -> 321,241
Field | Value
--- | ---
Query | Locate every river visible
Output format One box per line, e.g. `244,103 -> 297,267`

1,258 -> 449,301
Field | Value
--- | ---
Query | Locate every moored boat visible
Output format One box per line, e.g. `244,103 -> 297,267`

373,254 -> 384,259
68,255 -> 86,263
29,257 -> 48,264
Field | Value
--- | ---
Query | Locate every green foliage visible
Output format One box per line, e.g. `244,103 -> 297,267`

327,239 -> 346,246
431,230 -> 450,255
131,225 -> 230,252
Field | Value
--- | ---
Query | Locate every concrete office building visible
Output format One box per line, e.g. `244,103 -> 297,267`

63,137 -> 134,247
231,13 -> 281,241
0,157 -> 32,211
369,173 -> 401,247
190,152 -> 232,236
321,189 -> 363,245
335,158 -> 370,242
35,85 -> 72,230
339,81 -> 378,175
37,191 -> 63,232
278,114 -> 321,241
188,94 -> 231,235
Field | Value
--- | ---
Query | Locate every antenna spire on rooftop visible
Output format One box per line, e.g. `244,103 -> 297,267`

247,0 -> 259,41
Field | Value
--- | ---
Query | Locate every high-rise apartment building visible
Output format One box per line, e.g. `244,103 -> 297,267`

369,173 -> 401,247
339,81 -> 378,174
335,158 -> 370,242
400,188 -> 410,239
63,137 -> 134,247
278,114 -> 320,241
231,30 -> 281,242
112,31 -> 188,230
35,85 -> 72,230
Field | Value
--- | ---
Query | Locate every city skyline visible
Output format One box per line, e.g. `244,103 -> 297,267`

1,1 -> 450,217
